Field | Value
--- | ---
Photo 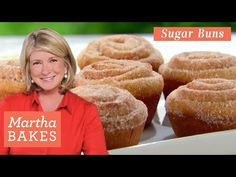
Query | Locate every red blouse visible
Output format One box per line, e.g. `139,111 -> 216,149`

0,90 -> 108,155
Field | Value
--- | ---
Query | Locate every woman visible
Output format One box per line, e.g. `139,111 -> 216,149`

0,28 -> 108,155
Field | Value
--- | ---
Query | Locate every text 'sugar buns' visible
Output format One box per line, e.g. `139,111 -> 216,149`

166,78 -> 236,137
71,84 -> 148,150
74,59 -> 164,126
0,59 -> 26,101
77,34 -> 164,72
159,51 -> 236,98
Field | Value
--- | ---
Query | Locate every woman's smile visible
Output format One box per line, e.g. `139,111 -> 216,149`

40,75 -> 56,82
29,51 -> 66,92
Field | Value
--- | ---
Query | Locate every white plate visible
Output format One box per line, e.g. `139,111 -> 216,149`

109,129 -> 236,155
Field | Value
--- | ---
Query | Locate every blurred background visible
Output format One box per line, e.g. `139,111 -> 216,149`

0,22 -> 235,35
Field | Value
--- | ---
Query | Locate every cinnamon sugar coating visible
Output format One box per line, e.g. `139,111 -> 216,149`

77,34 -> 164,72
71,84 -> 147,149
166,78 -> 236,136
75,59 -> 163,99
0,59 -> 25,100
0,59 -> 24,82
71,84 -> 148,132
159,51 -> 236,98
75,59 -> 164,126
159,51 -> 236,83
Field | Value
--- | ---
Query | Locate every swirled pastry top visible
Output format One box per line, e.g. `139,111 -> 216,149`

71,84 -> 148,132
159,51 -> 236,82
166,78 -> 236,124
77,34 -> 164,71
75,59 -> 164,98
0,59 -> 24,82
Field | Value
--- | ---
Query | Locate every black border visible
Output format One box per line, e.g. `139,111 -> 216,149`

1,1 -> 236,22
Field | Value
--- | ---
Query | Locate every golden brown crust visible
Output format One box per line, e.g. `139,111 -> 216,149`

159,51 -> 236,98
0,59 -> 24,82
166,78 -> 236,137
77,34 -> 164,72
0,80 -> 26,101
75,59 -> 164,126
105,122 -> 145,150
159,51 -> 236,83
162,79 -> 186,99
0,59 -> 25,100
71,84 -> 147,149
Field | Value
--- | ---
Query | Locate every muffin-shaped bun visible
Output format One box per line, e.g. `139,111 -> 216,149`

75,59 -> 164,126
77,34 -> 164,72
71,84 -> 148,149
166,78 -> 236,137
159,51 -> 236,98
0,59 -> 25,100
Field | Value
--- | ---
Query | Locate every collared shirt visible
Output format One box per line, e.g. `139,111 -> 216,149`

0,90 -> 108,155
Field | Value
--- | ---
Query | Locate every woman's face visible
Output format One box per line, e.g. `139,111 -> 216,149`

29,51 -> 66,93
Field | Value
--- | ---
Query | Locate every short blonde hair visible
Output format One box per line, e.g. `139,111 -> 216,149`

20,28 -> 77,94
